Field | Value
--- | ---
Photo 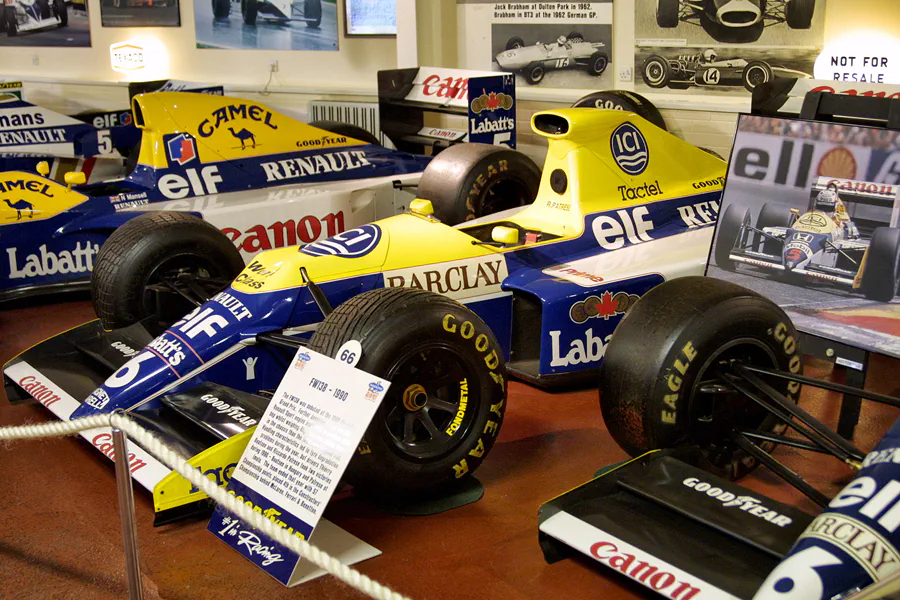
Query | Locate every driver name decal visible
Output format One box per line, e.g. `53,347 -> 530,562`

383,256 -> 508,300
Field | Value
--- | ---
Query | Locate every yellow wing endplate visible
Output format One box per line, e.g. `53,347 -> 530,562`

132,92 -> 371,169
0,171 -> 88,225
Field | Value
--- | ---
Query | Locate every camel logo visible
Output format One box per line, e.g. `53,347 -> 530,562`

229,127 -> 257,151
470,90 -> 513,114
4,198 -> 34,220
166,133 -> 197,166
197,104 -> 278,139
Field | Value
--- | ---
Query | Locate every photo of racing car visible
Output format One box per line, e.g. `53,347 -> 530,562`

1,0 -> 67,37
641,48 -> 811,92
656,0 -> 816,34
494,33 -> 609,85
4,106 -> 726,523
715,177 -> 900,302
100,0 -> 179,27
0,91 -> 540,305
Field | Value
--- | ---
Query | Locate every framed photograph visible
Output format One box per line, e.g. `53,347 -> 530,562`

708,114 -> 900,358
101,0 -> 180,27
344,0 -> 395,36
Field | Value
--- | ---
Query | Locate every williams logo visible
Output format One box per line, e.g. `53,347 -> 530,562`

167,134 -> 197,166
611,122 -> 648,176
300,224 -> 382,258
470,90 -> 513,114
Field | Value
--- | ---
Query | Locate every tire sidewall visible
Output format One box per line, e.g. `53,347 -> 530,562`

642,55 -> 670,88
713,204 -> 748,270
862,227 -> 900,301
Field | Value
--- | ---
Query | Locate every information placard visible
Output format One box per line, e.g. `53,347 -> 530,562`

208,347 -> 390,585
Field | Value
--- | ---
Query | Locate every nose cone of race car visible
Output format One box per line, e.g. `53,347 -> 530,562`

783,247 -> 810,271
495,49 -> 531,70
715,0 -> 762,27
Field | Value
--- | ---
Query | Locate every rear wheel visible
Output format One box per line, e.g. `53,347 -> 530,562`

308,288 -> 508,499
714,204 -> 750,271
526,62 -> 544,85
786,0 -> 814,28
742,60 -> 773,91
91,212 -> 244,330
571,90 -> 667,131
304,0 -> 320,27
641,55 -> 671,89
566,31 -> 583,43
308,120 -> 380,146
599,277 -> 802,480
53,0 -> 66,26
242,0 -> 258,25
6,6 -> 17,36
417,143 -> 541,225
588,51 -> 609,76
212,0 -> 230,19
861,227 -> 900,302
656,0 -> 679,27
505,36 -> 524,50
756,203 -> 793,255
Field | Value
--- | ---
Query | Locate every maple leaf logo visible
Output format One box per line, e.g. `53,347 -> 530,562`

595,291 -> 619,320
486,91 -> 499,111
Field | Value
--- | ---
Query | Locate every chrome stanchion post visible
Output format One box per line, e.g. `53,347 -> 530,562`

112,423 -> 143,600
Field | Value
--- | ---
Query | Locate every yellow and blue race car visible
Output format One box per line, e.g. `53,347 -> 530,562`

4,105 -> 726,524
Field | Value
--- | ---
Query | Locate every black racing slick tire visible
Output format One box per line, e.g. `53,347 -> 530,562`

417,143 -> 541,225
588,51 -> 609,76
53,0 -> 66,26
642,55 -> 671,89
308,120 -> 380,146
571,90 -> 667,131
242,0 -> 258,25
861,227 -> 900,302
506,36 -> 524,50
304,0 -> 321,27
656,0 -> 679,27
756,203 -> 793,255
786,0 -> 814,29
567,31 -> 584,43
526,62 -> 545,85
599,276 -> 802,481
307,288 -> 508,498
742,60 -> 773,91
212,0 -> 230,19
714,204 -> 749,271
91,212 -> 244,330
6,6 -> 17,36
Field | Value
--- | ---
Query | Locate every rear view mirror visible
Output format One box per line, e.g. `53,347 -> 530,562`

36,161 -> 50,177
410,199 -> 434,216
491,226 -> 518,245
64,171 -> 86,188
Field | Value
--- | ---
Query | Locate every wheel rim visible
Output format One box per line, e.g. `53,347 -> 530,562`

686,339 -> 781,470
381,344 -> 478,461
746,66 -> 769,87
141,254 -> 234,322
593,56 -> 607,72
645,60 -> 665,85
530,67 -> 543,82
479,174 -> 535,216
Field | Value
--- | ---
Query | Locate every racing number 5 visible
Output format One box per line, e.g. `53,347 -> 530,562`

97,130 -> 114,155
493,132 -> 512,147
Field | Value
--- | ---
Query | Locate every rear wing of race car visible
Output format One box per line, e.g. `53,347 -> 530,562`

752,78 -> 900,125
377,67 -> 517,153
809,176 -> 900,231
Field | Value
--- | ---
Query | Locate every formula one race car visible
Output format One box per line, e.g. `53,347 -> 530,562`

221,0 -> 319,27
656,0 -> 815,32
0,91 -> 540,304
495,33 -> 609,85
4,106 -> 725,523
716,177 -> 900,302
1,0 -> 67,36
642,49 -> 811,92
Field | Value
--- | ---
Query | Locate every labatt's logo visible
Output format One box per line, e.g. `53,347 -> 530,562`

197,104 -> 278,138
550,329 -> 612,367
471,117 -> 515,134
7,241 -> 99,279
470,90 -> 513,114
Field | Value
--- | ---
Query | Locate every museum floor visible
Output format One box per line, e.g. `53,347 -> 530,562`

1,295 -> 897,600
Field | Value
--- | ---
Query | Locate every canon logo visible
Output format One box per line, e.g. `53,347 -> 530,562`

92,433 -> 147,474
17,375 -> 62,408
590,541 -> 702,600
422,74 -> 469,100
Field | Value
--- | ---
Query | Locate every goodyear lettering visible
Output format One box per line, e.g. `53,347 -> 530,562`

677,200 -> 720,229
197,104 -> 278,138
111,341 -> 139,357
296,135 -> 348,148
0,178 -> 54,196
0,128 -> 66,145
590,541 -> 702,600
7,242 -> 99,280
453,458 -> 469,478
222,212 -> 345,254
92,433 -> 147,474
617,180 -> 663,202
692,176 -> 725,190
683,477 -> 792,527
443,313 -> 501,372
200,393 -> 257,427
17,375 -> 62,408
445,378 -> 468,436
0,112 -> 46,129
549,329 -> 612,367
662,341 -> 697,424
259,151 -> 372,183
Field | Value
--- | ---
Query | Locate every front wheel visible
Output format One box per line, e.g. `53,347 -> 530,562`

714,204 -> 750,271
212,0 -> 230,19
505,36 -> 524,50
786,0 -> 814,28
304,0 -> 320,27
566,31 -> 583,43
53,0 -> 67,25
242,0 -> 258,25
657,0 -> 679,27
756,203 -> 793,255
416,143 -> 541,225
6,6 -> 18,36
641,55 -> 671,88
599,276 -> 802,480
588,51 -> 609,76
91,212 -> 245,330
307,288 -> 508,499
861,227 -> 900,302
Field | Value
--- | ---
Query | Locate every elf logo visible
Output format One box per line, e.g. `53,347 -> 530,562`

158,166 -> 223,199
